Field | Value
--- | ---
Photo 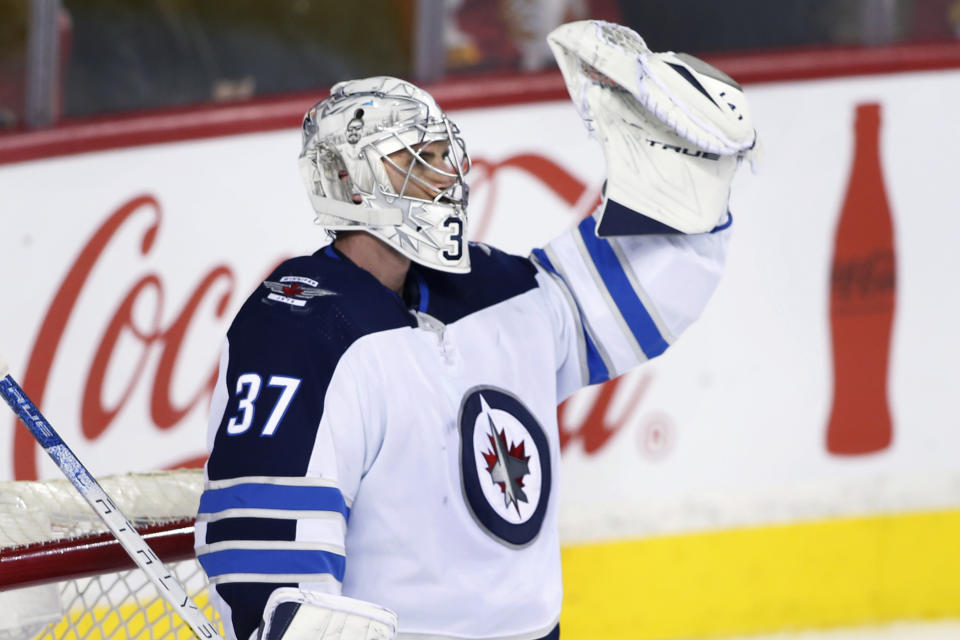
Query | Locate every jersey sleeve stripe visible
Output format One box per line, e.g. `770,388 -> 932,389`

198,483 -> 350,519
204,516 -> 300,546
197,508 -> 348,524
606,238 -> 676,345
574,216 -> 670,359
196,540 -> 345,556
544,241 -> 619,378
531,250 -> 591,387
532,248 -> 611,386
197,548 -> 346,582
208,573 -> 341,586
206,475 -> 344,491
544,227 -> 641,374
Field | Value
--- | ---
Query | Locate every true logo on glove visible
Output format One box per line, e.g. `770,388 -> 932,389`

646,139 -> 721,161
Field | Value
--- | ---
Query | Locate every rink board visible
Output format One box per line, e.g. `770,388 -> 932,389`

27,507 -> 960,640
2,66 -> 960,637
561,507 -> 960,638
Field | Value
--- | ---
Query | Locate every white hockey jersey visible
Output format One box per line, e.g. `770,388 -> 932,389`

195,211 -> 730,640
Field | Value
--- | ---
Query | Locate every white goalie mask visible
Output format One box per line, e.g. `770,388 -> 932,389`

299,76 -> 472,273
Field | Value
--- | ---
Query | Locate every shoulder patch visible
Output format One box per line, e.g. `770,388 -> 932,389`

262,275 -> 338,310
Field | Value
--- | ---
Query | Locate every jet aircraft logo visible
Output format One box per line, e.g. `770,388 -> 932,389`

262,275 -> 337,308
459,386 -> 551,547
480,395 -> 531,516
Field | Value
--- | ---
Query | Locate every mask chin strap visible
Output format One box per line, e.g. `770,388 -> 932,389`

305,190 -> 403,227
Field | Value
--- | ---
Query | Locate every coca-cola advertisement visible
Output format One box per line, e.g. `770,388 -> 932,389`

3,71 -> 960,545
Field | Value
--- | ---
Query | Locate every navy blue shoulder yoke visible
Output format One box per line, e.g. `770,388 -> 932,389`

208,248 -> 413,481
410,242 -> 539,324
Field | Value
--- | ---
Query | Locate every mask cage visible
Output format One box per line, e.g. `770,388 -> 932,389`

367,117 -> 471,209
302,87 -> 471,211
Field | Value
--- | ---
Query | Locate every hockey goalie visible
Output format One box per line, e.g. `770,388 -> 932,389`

194,20 -> 757,640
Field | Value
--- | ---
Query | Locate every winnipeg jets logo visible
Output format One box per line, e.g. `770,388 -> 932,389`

480,395 -> 530,516
262,276 -> 337,308
459,387 -> 551,547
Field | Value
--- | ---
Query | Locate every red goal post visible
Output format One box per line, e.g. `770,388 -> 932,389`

0,471 -> 216,640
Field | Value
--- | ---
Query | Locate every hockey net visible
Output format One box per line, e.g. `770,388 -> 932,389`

0,470 -> 219,640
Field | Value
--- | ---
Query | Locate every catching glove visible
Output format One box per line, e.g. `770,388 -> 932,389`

261,588 -> 398,640
548,20 -> 758,234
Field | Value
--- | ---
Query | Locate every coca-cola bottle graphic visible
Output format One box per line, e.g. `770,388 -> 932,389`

826,102 -> 897,455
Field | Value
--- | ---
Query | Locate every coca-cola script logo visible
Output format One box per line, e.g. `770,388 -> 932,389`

12,195 -> 237,479
9,154 -> 667,480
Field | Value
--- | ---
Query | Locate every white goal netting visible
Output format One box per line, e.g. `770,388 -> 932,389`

0,471 -> 220,640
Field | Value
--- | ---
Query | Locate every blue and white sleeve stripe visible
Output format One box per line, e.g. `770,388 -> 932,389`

536,210 -> 729,383
532,248 -> 611,387
574,216 -> 672,358
196,542 -> 346,586
196,476 -> 350,586
197,478 -> 351,521
538,227 -> 643,377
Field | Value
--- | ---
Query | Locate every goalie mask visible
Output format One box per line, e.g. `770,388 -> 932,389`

299,76 -> 472,273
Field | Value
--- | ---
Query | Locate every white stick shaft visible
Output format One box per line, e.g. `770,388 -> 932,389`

0,358 -> 222,640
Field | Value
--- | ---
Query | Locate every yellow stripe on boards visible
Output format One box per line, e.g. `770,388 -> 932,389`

32,510 -> 960,640
560,509 -> 960,639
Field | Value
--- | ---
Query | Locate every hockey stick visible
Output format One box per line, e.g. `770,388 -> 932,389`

0,355 -> 223,640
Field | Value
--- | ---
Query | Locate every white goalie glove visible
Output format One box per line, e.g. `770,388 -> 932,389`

547,20 -> 758,234
261,588 -> 398,640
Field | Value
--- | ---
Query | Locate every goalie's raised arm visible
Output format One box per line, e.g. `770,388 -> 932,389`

547,20 -> 758,235
528,21 -> 757,400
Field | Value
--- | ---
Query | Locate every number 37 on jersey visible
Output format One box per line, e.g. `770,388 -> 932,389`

225,373 -> 302,437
